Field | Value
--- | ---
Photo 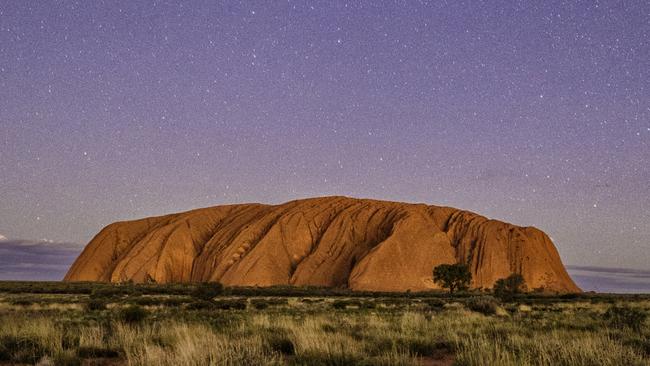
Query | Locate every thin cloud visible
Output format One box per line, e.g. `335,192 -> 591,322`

567,265 -> 650,294
0,239 -> 82,281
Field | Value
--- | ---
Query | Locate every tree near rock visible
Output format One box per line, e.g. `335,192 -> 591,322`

433,263 -> 472,294
493,273 -> 526,299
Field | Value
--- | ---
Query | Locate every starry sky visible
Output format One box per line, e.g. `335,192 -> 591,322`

1,1 -> 648,274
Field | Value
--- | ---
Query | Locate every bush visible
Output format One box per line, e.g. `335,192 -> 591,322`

132,296 -> 189,307
186,300 -> 214,310
9,297 -> 35,306
160,297 -> 189,307
191,282 -> 224,301
604,306 -> 647,331
90,287 -> 123,298
212,299 -> 247,310
623,337 -> 650,356
118,305 -> 148,323
133,296 -> 160,306
465,296 -> 499,315
422,298 -> 445,310
9,298 -> 34,306
300,298 -> 323,304
0,335 -> 46,364
251,298 -> 288,310
85,298 -> 107,311
396,338 -> 452,357
331,299 -> 362,309
266,333 -> 295,355
251,300 -> 269,310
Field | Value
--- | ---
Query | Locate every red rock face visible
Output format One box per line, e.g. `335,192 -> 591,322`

64,196 -> 580,292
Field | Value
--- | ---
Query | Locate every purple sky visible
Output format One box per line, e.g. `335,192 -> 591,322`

0,1 -> 648,274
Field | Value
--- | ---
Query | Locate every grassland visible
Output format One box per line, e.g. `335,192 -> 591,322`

0,282 -> 648,365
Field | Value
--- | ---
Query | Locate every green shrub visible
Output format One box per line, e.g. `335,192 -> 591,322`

118,305 -> 148,323
212,299 -> 247,310
604,306 -> 647,331
160,297 -> 190,307
422,298 -> 445,310
331,299 -> 362,309
396,338 -> 451,357
9,298 -> 34,306
332,300 -> 347,309
300,298 -> 323,304
251,298 -> 288,310
191,282 -> 224,301
186,300 -> 214,310
90,287 -> 123,298
133,296 -> 160,306
85,298 -> 107,311
133,296 -> 188,307
252,300 -> 269,310
465,296 -> 499,315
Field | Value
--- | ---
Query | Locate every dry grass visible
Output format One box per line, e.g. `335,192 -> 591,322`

0,293 -> 648,365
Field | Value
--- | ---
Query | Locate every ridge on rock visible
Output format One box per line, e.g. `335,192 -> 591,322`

64,196 -> 580,293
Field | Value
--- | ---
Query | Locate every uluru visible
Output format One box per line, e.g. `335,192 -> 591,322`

64,196 -> 580,293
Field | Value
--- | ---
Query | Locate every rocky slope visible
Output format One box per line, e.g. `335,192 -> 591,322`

64,196 -> 580,292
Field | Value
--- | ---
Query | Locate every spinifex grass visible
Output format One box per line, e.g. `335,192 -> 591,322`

0,283 -> 648,365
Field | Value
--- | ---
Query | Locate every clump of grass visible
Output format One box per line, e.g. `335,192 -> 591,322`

1,283 -> 650,365
52,350 -> 82,366
604,305 -> 647,331
113,322 -> 278,366
265,332 -> 295,355
0,335 -> 47,364
85,298 -> 107,311
453,329 -> 648,366
118,305 -> 148,324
